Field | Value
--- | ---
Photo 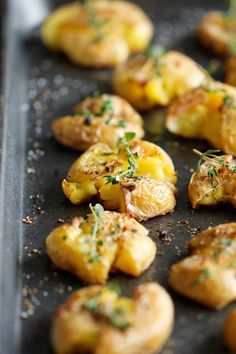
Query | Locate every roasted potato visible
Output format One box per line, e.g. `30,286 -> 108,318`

197,12 -> 236,56
168,223 -> 236,310
46,207 -> 156,284
166,82 -> 236,156
41,0 -> 153,68
52,94 -> 144,151
226,55 -> 236,87
119,177 -> 176,221
224,308 -> 236,353
188,152 -> 236,209
51,282 -> 174,354
62,134 -> 177,220
113,48 -> 207,110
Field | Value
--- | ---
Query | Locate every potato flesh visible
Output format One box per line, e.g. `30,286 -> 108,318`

168,223 -> 236,309
62,140 -> 176,211
113,51 -> 206,110
188,155 -> 236,209
41,1 -> 153,67
166,83 -> 236,156
46,211 -> 156,284
51,283 -> 174,354
52,94 -> 144,151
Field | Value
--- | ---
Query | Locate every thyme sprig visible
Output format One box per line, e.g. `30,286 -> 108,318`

193,149 -> 236,177
89,203 -> 104,263
104,132 -> 139,184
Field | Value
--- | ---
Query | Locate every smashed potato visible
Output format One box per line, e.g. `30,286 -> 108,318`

169,223 -> 236,310
226,55 -> 236,87
197,12 -> 236,56
62,133 -> 177,220
188,150 -> 236,209
52,94 -> 144,151
41,0 -> 153,67
120,177 -> 176,221
166,82 -> 236,155
46,206 -> 156,284
113,47 -> 207,110
224,308 -> 236,353
51,283 -> 174,354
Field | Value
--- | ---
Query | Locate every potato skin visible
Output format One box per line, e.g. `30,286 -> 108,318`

188,155 -> 236,209
62,139 -> 177,216
226,55 -> 236,87
46,211 -> 156,284
113,51 -> 207,110
52,94 -> 144,151
197,12 -> 236,56
41,1 -> 153,68
168,223 -> 236,310
166,82 -> 236,156
119,177 -> 176,221
224,308 -> 236,353
51,283 -> 174,354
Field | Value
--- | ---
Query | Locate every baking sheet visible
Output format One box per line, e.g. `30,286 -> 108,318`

0,0 -> 234,353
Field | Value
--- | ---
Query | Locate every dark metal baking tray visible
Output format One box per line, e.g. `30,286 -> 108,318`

0,0 -> 235,353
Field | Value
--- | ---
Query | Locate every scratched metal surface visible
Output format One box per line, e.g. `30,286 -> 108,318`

0,0 -> 234,353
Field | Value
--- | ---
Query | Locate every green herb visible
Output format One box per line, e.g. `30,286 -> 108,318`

193,268 -> 212,285
224,94 -> 236,108
193,149 -> 236,184
145,44 -> 166,60
105,118 -> 126,128
219,238 -> 233,247
82,289 -> 131,331
62,235 -> 67,241
205,60 -> 220,75
145,44 -> 167,77
104,132 -> 138,184
89,203 -> 104,263
107,281 -> 122,296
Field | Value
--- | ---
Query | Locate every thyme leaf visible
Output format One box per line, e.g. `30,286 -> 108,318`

104,132 -> 138,184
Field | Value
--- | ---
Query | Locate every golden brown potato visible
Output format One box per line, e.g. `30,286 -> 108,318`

168,223 -> 236,310
224,308 -> 236,353
41,0 -> 153,68
197,12 -> 236,56
166,82 -> 236,156
119,177 -> 176,221
226,55 -> 236,87
51,282 -> 174,354
52,94 -> 144,151
46,206 -> 156,284
62,134 -> 177,220
188,151 -> 236,209
113,48 -> 207,110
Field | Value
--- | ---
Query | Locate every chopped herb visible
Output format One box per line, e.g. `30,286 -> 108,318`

145,44 -> 166,60
224,94 -> 236,108
145,44 -> 167,77
193,268 -> 212,285
219,238 -> 233,247
105,118 -> 126,128
62,235 -> 67,241
104,132 -> 139,184
82,289 -> 131,331
205,60 -> 220,75
107,281 -> 122,295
